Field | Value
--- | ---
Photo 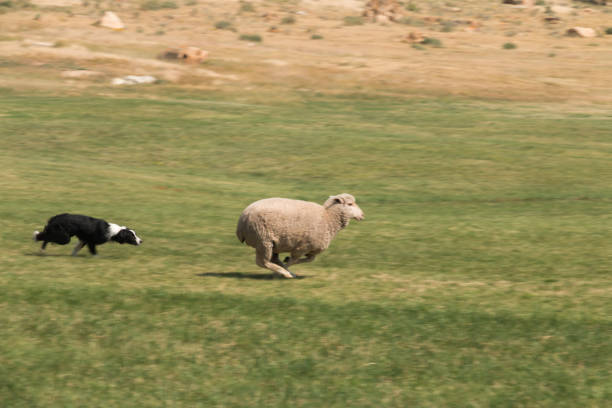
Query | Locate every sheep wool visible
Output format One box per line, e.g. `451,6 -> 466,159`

236,193 -> 364,278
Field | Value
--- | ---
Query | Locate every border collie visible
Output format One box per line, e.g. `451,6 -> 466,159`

33,213 -> 142,256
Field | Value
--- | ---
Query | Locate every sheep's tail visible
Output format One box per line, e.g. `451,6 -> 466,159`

236,216 -> 246,243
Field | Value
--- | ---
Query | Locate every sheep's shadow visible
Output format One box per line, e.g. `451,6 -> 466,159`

196,272 -> 308,280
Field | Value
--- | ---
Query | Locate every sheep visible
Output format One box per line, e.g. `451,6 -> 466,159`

236,193 -> 364,278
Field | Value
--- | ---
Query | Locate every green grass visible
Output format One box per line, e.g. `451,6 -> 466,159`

0,90 -> 611,407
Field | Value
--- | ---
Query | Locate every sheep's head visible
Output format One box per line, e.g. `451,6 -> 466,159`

324,193 -> 365,222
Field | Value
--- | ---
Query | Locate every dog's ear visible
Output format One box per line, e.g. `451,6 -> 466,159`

111,229 -> 129,244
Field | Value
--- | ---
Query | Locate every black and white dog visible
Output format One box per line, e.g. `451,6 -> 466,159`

33,213 -> 142,256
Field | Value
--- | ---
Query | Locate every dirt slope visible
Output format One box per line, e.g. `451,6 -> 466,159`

1,0 -> 611,102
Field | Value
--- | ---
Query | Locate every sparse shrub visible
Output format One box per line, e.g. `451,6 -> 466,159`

605,27 -> 612,35
311,34 -> 323,40
214,20 -> 232,30
239,34 -> 262,42
343,16 -> 364,26
160,1 -> 177,8
535,0 -> 546,5
503,42 -> 517,49
398,16 -> 424,26
185,0 -> 197,5
441,22 -> 455,32
141,0 -> 177,10
422,37 -> 443,47
548,52 -> 556,57
405,2 -> 419,12
412,44 -> 425,50
281,15 -> 295,24
141,1 -> 158,9
240,1 -> 254,12
155,30 -> 165,35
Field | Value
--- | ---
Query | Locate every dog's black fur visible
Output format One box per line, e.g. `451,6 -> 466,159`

34,213 -> 142,256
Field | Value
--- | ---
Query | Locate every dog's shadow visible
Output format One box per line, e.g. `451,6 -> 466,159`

25,251 -> 73,257
196,272 -> 308,280
24,252 -> 118,259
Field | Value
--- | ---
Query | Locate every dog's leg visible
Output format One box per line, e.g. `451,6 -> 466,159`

41,241 -> 48,250
87,242 -> 98,256
72,241 -> 85,256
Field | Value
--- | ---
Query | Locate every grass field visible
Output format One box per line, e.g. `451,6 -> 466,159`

1,88 -> 611,407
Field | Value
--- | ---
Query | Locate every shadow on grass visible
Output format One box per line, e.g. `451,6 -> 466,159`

24,252 -> 117,258
196,272 -> 308,280
25,251 -> 73,257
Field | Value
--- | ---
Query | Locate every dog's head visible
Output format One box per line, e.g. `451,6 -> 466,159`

111,228 -> 143,245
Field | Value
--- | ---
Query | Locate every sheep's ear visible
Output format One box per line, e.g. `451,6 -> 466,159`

325,195 -> 342,208
330,195 -> 345,204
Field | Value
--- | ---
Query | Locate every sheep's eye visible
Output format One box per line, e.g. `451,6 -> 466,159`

348,203 -> 353,206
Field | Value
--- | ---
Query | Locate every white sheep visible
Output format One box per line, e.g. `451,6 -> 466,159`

236,193 -> 364,278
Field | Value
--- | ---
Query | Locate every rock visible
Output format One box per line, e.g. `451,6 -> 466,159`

573,0 -> 606,5
99,11 -> 124,31
401,31 -> 425,43
363,0 -> 403,23
376,14 -> 390,24
61,70 -> 104,79
566,27 -> 597,37
264,59 -> 288,66
551,5 -> 573,14
111,75 -> 157,85
23,40 -> 55,47
159,46 -> 208,63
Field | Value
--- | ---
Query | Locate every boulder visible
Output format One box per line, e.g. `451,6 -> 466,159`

111,75 -> 157,85
401,31 -> 425,43
61,70 -> 104,79
159,46 -> 208,63
99,11 -> 124,31
363,0 -> 403,22
566,27 -> 597,37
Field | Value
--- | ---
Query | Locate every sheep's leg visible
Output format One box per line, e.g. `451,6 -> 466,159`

255,244 -> 295,279
271,253 -> 292,271
273,254 -> 297,278
284,253 -> 316,267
